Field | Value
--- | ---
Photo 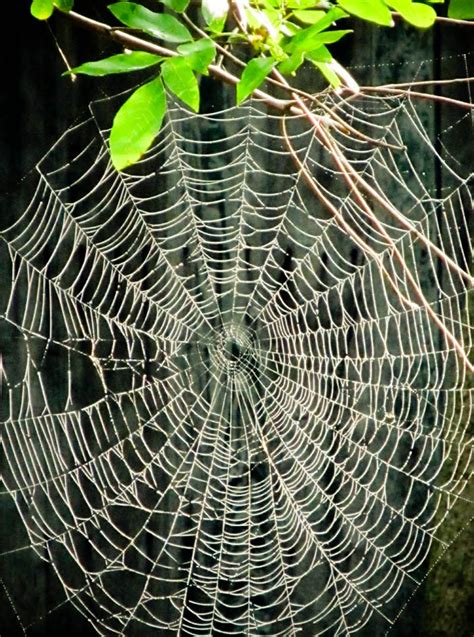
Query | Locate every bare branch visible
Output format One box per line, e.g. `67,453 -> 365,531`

353,85 -> 474,110
380,77 -> 474,89
276,70 -> 474,372
391,11 -> 474,27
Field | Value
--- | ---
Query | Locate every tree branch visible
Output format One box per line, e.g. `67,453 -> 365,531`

275,69 -> 474,372
61,9 -> 474,118
391,11 -> 474,27
56,8 -> 473,372
61,10 -> 293,112
354,85 -> 474,110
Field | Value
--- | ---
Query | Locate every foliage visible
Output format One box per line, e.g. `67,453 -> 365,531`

109,75 -> 167,169
31,0 -> 472,170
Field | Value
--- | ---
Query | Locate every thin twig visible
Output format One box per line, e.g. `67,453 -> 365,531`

280,115 -> 418,310
391,11 -> 474,27
62,10 -> 293,112
181,12 -> 246,70
380,77 -> 474,89
57,9 -> 473,371
291,91 -> 474,371
354,85 -> 474,110
273,61 -> 474,370
60,10 -> 474,119
305,93 -> 474,287
320,124 -> 474,373
296,89 -> 405,151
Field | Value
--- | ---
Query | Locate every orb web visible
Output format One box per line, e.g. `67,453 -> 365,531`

0,55 -> 473,637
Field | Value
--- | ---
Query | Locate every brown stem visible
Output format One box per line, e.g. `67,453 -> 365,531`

315,100 -> 405,150
273,70 -> 474,288
286,90 -> 474,372
280,117 -> 417,312
62,10 -> 293,112
61,11 -> 474,116
318,124 -> 474,373
391,11 -> 474,28
380,77 -> 474,89
353,85 -> 474,110
57,9 -> 473,370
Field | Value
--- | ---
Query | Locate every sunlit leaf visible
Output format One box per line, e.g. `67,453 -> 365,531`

162,0 -> 189,13
303,7 -> 348,33
30,0 -> 54,19
110,77 -> 167,171
387,0 -> 437,27
202,0 -> 228,32
306,45 -> 332,63
67,52 -> 162,77
336,0 -> 394,25
286,8 -> 348,52
207,16 -> 227,32
317,29 -> 353,43
267,41 -> 286,62
108,2 -> 192,43
313,61 -> 342,88
292,9 -> 326,24
177,39 -> 216,75
286,0 -> 323,8
281,20 -> 301,36
54,0 -> 74,10
448,0 -> 474,18
278,51 -> 305,75
287,28 -> 352,54
162,57 -> 200,111
236,57 -> 275,104
259,0 -> 280,9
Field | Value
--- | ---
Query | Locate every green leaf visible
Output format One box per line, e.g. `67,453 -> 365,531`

162,0 -> 189,12
286,8 -> 348,52
201,0 -> 228,32
281,20 -> 301,36
259,0 -> 280,10
177,39 -> 216,74
207,16 -> 227,33
162,57 -> 200,111
448,0 -> 474,18
236,57 -> 275,104
387,0 -> 437,27
301,6 -> 348,34
292,9 -> 326,23
67,52 -> 162,77
54,0 -> 74,10
336,0 -> 394,25
306,45 -> 333,63
108,2 -> 192,43
316,29 -> 353,43
30,0 -> 54,19
286,0 -> 323,8
287,28 -> 351,54
279,42 -> 332,75
313,61 -> 342,89
278,51 -> 305,75
110,77 -> 167,171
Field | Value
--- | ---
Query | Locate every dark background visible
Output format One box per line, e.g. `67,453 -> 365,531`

0,2 -> 472,636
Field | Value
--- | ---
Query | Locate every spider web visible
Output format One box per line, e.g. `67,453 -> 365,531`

0,52 -> 473,637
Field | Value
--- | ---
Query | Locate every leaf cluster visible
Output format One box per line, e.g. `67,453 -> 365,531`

31,0 -> 473,169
